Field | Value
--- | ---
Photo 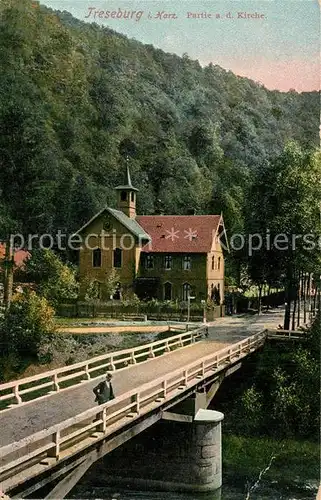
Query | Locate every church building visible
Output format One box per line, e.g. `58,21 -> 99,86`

75,168 -> 226,303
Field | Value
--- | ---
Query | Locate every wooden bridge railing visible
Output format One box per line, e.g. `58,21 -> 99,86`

0,330 -> 266,489
266,329 -> 308,340
0,326 -> 206,411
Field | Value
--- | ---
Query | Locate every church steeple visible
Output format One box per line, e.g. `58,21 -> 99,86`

125,164 -> 133,187
115,160 -> 138,219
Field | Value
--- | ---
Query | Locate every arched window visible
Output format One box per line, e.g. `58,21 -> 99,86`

164,282 -> 172,301
212,256 -> 215,270
213,285 -> 220,305
113,248 -> 122,268
218,257 -> 221,270
164,255 -> 172,270
131,191 -> 135,202
92,248 -> 101,268
145,254 -> 154,269
183,255 -> 191,270
121,191 -> 127,201
182,283 -> 191,301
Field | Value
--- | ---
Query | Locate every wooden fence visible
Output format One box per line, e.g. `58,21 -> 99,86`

56,302 -> 224,321
0,330 -> 267,491
0,326 -> 207,411
267,328 -> 308,341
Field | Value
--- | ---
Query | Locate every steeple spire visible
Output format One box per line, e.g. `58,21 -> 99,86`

126,157 -> 133,187
115,160 -> 138,191
115,162 -> 138,219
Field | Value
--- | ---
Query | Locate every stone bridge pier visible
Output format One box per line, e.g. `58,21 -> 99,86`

78,395 -> 224,496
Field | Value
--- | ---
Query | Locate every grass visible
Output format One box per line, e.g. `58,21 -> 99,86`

223,433 -> 320,486
54,317 -> 189,327
244,287 -> 279,298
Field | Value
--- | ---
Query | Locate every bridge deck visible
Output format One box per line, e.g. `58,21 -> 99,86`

0,309 -> 285,449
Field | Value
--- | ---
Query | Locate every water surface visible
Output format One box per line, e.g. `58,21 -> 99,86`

70,482 -> 317,500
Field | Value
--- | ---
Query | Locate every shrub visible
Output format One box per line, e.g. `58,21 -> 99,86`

25,249 -> 78,306
83,269 -> 120,302
225,318 -> 320,440
121,291 -> 140,306
84,279 -> 101,302
0,291 -> 56,362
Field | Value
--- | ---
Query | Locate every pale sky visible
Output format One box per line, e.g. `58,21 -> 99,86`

43,0 -> 320,92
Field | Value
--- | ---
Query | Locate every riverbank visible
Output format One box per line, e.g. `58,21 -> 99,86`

2,328 -> 177,381
219,318 -> 320,498
70,434 -> 319,500
223,434 -> 319,495
70,433 -> 319,499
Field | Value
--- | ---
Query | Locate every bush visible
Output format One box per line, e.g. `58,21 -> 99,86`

121,291 -> 140,306
225,318 -> 320,440
25,249 -> 78,306
0,291 -> 56,363
239,386 -> 264,433
84,279 -> 101,302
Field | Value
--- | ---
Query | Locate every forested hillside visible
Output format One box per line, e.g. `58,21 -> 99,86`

0,0 -> 319,237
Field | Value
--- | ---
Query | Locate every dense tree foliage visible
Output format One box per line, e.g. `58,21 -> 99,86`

243,144 -> 321,326
221,318 -> 320,440
0,292 -> 55,380
25,249 -> 79,306
83,269 -> 120,302
0,0 -> 319,243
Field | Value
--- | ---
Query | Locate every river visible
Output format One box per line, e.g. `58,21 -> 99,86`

70,480 -> 318,499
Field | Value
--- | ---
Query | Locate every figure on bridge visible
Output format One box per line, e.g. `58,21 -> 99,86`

93,372 -> 115,405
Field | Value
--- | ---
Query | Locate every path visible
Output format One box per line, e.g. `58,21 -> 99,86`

0,308 -> 285,448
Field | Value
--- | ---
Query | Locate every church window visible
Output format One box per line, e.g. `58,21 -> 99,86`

145,254 -> 154,269
92,248 -> 101,268
182,283 -> 191,301
164,282 -> 172,301
183,255 -> 191,270
113,248 -> 122,268
164,255 -> 172,270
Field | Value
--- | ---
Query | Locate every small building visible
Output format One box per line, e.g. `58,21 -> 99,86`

0,245 -> 30,269
0,244 -> 31,303
75,168 -> 227,303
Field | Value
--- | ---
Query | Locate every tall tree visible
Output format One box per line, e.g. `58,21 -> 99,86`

244,143 -> 321,328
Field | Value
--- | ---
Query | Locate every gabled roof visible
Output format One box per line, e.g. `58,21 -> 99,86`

0,244 -> 30,268
74,207 -> 150,241
136,215 -> 223,253
108,208 -> 150,240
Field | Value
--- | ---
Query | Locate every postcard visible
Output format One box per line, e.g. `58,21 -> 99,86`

0,0 -> 319,499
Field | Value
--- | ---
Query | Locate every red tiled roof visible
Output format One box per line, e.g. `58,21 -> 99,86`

136,215 -> 222,253
0,244 -> 30,268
